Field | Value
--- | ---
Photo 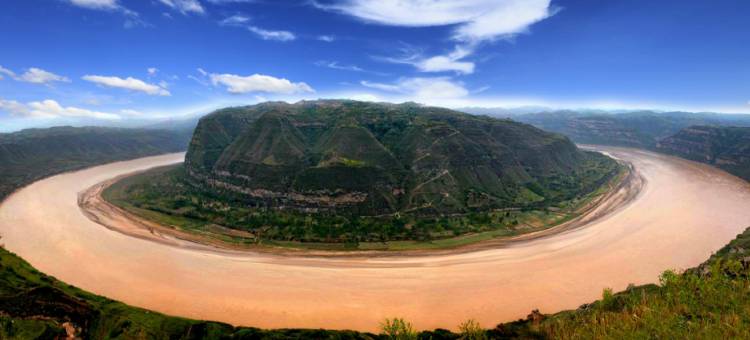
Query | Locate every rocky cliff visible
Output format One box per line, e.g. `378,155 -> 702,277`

657,126 -> 750,181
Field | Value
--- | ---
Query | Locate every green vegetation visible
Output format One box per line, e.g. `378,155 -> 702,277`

108,100 -> 621,248
380,319 -> 417,340
657,125 -> 750,181
103,153 -> 622,249
0,126 -> 190,199
494,258 -> 750,339
186,100 -> 618,218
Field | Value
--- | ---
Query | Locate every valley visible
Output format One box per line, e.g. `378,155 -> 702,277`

1,147 -> 748,332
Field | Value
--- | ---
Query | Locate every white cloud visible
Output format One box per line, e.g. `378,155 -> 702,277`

158,0 -> 205,14
147,67 -> 158,76
207,0 -> 255,3
0,66 -> 15,78
65,0 -> 140,20
383,45 -> 475,74
318,35 -> 336,42
220,14 -> 250,26
346,93 -> 380,102
217,15 -> 295,42
315,60 -> 389,76
16,68 -> 70,85
247,26 -> 296,41
0,98 -> 120,120
0,99 -> 28,116
68,0 -> 119,10
316,0 -> 553,74
316,0 -> 552,41
209,73 -> 314,94
120,109 -> 144,116
315,61 -> 365,72
82,75 -> 171,96
361,77 -> 469,100
415,46 -> 475,74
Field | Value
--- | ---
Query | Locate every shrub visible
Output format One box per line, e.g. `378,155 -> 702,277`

381,318 -> 417,340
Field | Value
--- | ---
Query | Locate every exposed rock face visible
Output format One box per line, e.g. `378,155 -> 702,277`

185,100 -> 599,216
657,126 -> 750,181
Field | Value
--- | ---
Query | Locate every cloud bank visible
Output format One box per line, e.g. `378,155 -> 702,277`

209,73 -> 314,94
316,0 -> 554,74
0,98 -> 120,120
361,77 -> 468,100
82,75 -> 171,96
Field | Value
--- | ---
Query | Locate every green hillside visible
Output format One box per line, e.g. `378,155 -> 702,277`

104,101 -> 621,247
186,100 -> 617,217
0,126 -> 189,199
657,126 -> 750,181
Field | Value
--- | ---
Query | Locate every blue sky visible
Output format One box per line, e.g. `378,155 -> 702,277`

1,0 -> 749,131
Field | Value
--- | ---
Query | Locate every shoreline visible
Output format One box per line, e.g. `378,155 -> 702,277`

78,152 -> 643,258
3,146 -> 749,331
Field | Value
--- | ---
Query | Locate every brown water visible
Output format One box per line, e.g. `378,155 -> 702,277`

1,147 -> 749,332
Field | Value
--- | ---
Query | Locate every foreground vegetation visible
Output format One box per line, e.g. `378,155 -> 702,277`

103,153 -> 621,250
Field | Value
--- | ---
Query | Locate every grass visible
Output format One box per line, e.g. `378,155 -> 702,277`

521,260 -> 750,339
101,163 -> 626,252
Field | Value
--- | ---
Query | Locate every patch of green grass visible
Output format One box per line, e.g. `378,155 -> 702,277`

103,161 -> 625,252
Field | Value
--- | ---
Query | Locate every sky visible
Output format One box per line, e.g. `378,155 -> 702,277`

1,0 -> 749,131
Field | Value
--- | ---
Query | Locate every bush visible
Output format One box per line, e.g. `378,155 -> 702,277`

458,319 -> 486,340
381,318 -> 418,340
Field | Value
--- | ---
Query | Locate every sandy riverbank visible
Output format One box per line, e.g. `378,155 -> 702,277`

77,152 -> 640,257
1,147 -> 749,331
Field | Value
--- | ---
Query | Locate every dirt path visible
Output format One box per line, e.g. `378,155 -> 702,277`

1,147 -> 749,332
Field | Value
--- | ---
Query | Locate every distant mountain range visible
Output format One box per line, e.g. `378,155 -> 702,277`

459,108 -> 750,182
459,109 -> 750,149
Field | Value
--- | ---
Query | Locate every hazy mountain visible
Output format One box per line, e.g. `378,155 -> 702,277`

460,109 -> 750,149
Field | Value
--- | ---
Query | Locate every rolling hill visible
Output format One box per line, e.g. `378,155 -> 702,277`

0,126 -> 189,199
185,100 -> 616,217
470,110 -> 750,149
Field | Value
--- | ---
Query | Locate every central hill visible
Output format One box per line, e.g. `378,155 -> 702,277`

184,100 -> 615,217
